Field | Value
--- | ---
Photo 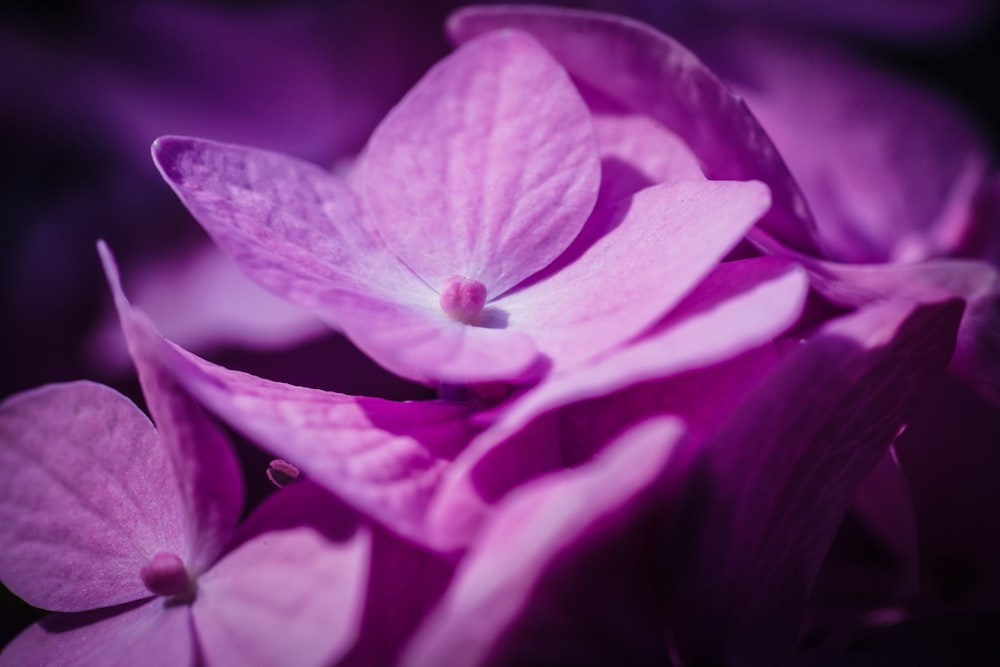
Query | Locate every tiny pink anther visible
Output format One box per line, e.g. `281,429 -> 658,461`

267,459 -> 300,488
140,552 -> 192,598
439,275 -> 488,322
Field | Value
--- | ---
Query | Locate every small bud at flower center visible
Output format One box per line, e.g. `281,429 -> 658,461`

140,552 -> 193,598
439,275 -> 488,322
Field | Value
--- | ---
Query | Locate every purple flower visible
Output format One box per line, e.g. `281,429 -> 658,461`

0,336 -> 369,664
402,297 -> 962,666
150,28 -> 771,386
101,245 -> 807,551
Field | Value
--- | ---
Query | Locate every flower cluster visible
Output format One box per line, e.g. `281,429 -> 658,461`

3,3 -> 999,665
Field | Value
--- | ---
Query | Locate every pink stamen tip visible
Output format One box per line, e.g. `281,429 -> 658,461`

140,552 -> 192,597
439,275 -> 488,322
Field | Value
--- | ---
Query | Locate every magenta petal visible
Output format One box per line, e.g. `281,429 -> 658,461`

671,299 -> 964,665
364,29 -> 600,297
446,5 -> 818,255
511,256 -> 807,424
100,243 -> 244,572
160,344 -> 477,548
427,257 -> 806,549
194,482 -> 370,667
0,382 -> 187,611
591,107 -> 705,210
695,26 -> 988,263
0,600 -> 194,667
340,528 -> 456,667
101,258 -> 479,547
403,418 -> 686,667
151,135 -> 426,306
497,180 -> 773,371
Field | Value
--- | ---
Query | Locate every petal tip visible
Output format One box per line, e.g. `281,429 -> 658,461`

151,135 -> 199,185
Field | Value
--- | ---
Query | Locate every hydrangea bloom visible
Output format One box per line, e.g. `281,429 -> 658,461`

446,0 -> 997,636
151,28 -> 772,385
3,2 -> 994,665
101,242 -> 808,551
102,8 -> 819,555
0,333 -> 369,665
403,297 -> 963,666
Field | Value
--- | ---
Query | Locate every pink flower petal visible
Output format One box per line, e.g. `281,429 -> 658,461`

510,256 -> 807,426
364,29 -> 600,297
691,26 -> 988,263
426,257 -> 807,549
100,245 -> 478,547
670,298 -> 964,665
446,5 -> 818,254
320,294 -> 540,384
496,180 -> 773,372
151,136 -> 427,306
590,106 -> 705,211
0,600 -> 194,667
0,382 -> 187,612
160,343 -> 477,548
100,243 -> 244,572
403,418 -> 686,667
151,136 -> 542,384
194,482 -> 370,667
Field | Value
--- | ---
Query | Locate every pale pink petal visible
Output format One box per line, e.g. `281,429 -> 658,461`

194,482 -> 370,667
0,382 -> 187,611
428,257 -> 806,549
151,135 -> 427,306
160,342 -> 478,549
496,180 -> 773,371
500,256 -> 805,432
403,418 -> 686,667
364,29 -> 600,296
101,243 -> 244,572
590,106 -> 705,211
88,241 -> 328,371
0,600 -> 194,667
100,251 -> 479,547
670,299 -> 963,665
446,5 -> 818,254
